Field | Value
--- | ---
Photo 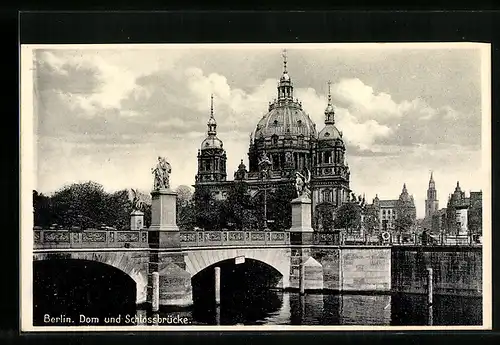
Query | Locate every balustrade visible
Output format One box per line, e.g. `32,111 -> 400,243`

33,229 -> 149,249
178,230 -> 290,247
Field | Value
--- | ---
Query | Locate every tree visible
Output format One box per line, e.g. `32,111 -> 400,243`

334,202 -> 361,234
176,185 -> 194,207
394,210 -> 415,234
34,182 -> 135,230
33,190 -> 52,228
221,182 -> 259,230
175,185 -> 195,231
362,205 -> 380,236
102,190 -> 133,230
468,201 -> 482,236
315,203 -> 336,232
193,186 -> 224,231
266,183 -> 296,231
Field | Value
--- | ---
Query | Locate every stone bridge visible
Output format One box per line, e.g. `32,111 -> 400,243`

33,229 -> 293,305
32,189 -> 482,310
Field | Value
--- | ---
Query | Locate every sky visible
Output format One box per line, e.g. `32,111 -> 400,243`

28,44 -> 488,218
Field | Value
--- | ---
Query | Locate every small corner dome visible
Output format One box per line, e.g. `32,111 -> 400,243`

201,136 -> 224,150
318,124 -> 343,141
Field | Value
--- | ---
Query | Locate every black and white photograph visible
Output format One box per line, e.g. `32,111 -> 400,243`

20,43 -> 491,331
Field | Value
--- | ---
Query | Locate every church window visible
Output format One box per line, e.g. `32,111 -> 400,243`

323,190 -> 332,203
271,135 -> 278,145
273,119 -> 279,126
298,135 -> 304,146
324,151 -> 332,164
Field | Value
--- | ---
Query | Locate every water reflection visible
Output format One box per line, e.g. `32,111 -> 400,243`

150,291 -> 481,326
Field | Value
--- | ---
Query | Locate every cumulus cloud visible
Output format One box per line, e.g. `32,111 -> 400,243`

31,47 -> 485,219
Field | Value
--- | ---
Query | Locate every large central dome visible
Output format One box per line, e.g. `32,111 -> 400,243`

250,52 -> 317,142
252,101 -> 317,140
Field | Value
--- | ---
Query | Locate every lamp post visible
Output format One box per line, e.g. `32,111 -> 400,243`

262,171 -> 271,231
258,152 -> 272,231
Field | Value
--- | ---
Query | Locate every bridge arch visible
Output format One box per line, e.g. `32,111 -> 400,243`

33,251 -> 148,304
184,247 -> 290,288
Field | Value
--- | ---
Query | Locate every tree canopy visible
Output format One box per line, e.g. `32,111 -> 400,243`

334,202 -> 361,233
33,181 -> 139,230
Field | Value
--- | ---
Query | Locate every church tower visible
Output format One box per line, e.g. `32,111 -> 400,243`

195,94 -> 227,184
312,81 -> 351,231
425,172 -> 439,218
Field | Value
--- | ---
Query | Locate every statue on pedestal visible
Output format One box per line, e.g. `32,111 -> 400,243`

130,188 -> 147,211
152,156 -> 172,190
295,168 -> 311,198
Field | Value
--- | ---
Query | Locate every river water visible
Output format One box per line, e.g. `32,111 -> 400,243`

33,259 -> 483,327
140,291 -> 482,326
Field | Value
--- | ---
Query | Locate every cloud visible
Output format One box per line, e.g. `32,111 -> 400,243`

32,47 -> 484,219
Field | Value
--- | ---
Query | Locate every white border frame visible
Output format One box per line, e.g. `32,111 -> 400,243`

20,42 -> 492,332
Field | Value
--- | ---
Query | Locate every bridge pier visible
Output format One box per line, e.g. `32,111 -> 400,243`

148,188 -> 193,308
288,195 -> 323,292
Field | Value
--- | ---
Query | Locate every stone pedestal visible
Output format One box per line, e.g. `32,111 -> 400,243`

130,210 -> 144,230
150,188 -> 179,232
289,195 -> 314,233
149,188 -> 180,248
288,195 -> 314,246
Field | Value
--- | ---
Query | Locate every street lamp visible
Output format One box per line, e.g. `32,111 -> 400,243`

258,152 -> 272,231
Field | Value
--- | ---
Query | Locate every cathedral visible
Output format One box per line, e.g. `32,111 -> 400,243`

194,52 -> 352,229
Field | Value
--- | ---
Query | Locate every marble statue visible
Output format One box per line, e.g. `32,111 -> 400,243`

295,168 -> 311,198
152,156 -> 171,190
130,188 -> 147,211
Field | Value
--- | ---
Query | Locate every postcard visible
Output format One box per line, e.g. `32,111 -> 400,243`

20,43 -> 491,331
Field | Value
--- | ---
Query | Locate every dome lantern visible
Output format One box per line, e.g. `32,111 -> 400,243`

207,93 -> 217,136
201,94 -> 224,150
324,80 -> 335,125
277,49 -> 294,102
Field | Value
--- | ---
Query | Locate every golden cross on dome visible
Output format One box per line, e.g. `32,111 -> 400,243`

282,49 -> 288,73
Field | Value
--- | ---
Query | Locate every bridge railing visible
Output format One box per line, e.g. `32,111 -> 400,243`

179,231 -> 290,247
313,232 -> 384,246
34,229 -> 149,249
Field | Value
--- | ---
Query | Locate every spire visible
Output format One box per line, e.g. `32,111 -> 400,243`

282,48 -> 288,74
210,93 -> 214,116
402,183 -> 408,194
324,80 -> 335,125
428,171 -> 435,189
455,181 -> 461,192
207,94 -> 217,136
277,49 -> 293,101
328,80 -> 332,104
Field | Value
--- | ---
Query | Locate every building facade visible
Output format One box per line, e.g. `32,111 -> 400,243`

445,181 -> 483,236
367,184 -> 417,233
194,53 -> 352,230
